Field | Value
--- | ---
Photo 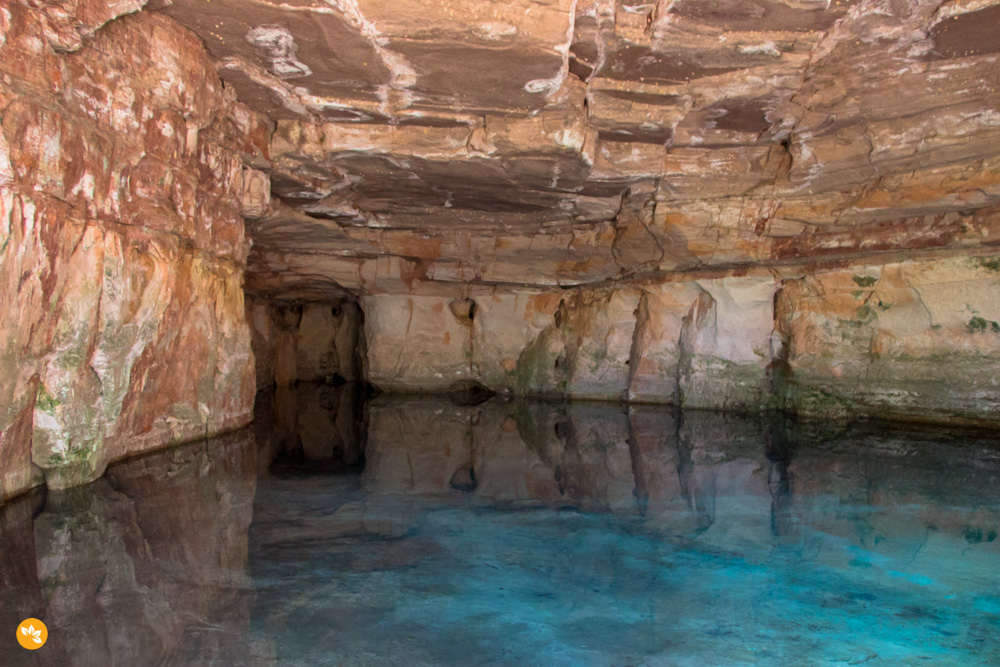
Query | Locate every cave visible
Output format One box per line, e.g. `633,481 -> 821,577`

2,0 -> 1000,663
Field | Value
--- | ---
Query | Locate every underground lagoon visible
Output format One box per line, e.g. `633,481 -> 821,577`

3,385 -> 1000,665
3,0 -> 1000,664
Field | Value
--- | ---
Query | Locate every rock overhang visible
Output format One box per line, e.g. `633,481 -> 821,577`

137,0 -> 1000,301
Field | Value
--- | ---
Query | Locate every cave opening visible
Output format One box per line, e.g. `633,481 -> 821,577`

248,297 -> 367,391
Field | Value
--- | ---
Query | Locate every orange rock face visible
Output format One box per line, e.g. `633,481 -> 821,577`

0,6 -> 268,497
180,0 -> 1000,301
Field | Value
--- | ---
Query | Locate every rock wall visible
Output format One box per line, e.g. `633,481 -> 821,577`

0,4 -> 269,498
361,252 -> 1000,424
362,277 -> 776,410
775,255 -> 1000,425
3,0 -> 1000,502
223,0 -> 1000,427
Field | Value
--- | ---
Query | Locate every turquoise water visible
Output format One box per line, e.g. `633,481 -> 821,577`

3,385 -> 1000,665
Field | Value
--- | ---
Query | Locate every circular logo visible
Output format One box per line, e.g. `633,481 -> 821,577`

16,618 -> 47,650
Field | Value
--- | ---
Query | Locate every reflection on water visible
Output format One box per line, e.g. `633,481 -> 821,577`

3,384 -> 1000,666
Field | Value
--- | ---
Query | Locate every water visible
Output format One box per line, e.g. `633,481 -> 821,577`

2,384 -> 1000,666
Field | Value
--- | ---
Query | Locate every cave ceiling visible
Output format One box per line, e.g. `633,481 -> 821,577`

150,0 -> 1000,301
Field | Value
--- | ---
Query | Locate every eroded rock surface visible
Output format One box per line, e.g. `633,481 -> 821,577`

180,0 -> 1000,423
0,5 -> 268,497
360,277 -> 775,410
4,0 -> 1000,499
205,0 -> 1000,300
776,255 -> 1000,424
249,299 -> 364,389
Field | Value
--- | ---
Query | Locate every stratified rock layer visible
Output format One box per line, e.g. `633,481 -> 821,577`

0,5 -> 268,497
4,0 -> 1000,499
776,255 -> 1000,424
220,0 -> 1000,301
356,251 -> 1000,423
203,0 -> 1000,423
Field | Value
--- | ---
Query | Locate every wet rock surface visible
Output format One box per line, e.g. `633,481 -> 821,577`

3,385 -> 1000,664
775,255 -> 1000,424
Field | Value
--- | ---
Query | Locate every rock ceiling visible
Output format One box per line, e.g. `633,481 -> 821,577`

151,0 -> 1000,300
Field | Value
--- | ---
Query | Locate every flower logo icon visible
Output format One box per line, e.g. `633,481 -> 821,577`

16,618 -> 48,650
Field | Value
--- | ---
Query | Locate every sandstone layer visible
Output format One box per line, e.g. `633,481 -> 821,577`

223,0 -> 1000,299
0,3 -> 268,498
212,0 -> 1000,423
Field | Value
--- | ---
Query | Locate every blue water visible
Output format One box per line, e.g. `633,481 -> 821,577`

3,384 -> 1000,665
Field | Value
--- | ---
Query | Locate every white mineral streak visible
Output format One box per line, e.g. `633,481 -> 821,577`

246,25 -> 313,79
524,0 -> 578,97
473,22 -> 518,40
217,58 -> 312,118
320,0 -> 418,117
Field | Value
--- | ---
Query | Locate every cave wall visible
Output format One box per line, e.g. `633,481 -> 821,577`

361,277 -> 775,411
0,5 -> 269,498
2,0 -> 1000,502
226,0 -> 1000,426
360,252 -> 1000,424
775,255 -> 1000,424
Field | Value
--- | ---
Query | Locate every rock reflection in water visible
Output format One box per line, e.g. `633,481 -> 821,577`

250,388 -> 1000,666
1,431 -> 257,667
2,385 -> 1000,665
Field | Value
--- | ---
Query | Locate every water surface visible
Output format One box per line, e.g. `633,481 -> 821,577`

3,384 -> 1000,666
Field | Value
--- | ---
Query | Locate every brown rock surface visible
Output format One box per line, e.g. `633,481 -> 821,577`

184,0 -> 999,423
775,254 -> 1000,424
5,0 -> 1000,501
249,299 -> 364,389
193,0 -> 1000,300
0,5 -> 268,496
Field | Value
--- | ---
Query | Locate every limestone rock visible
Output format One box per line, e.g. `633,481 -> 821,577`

5,0 -> 1000,503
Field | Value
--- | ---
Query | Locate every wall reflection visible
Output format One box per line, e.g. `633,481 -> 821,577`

254,386 -> 1000,562
0,431 -> 258,666
2,385 -> 999,665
